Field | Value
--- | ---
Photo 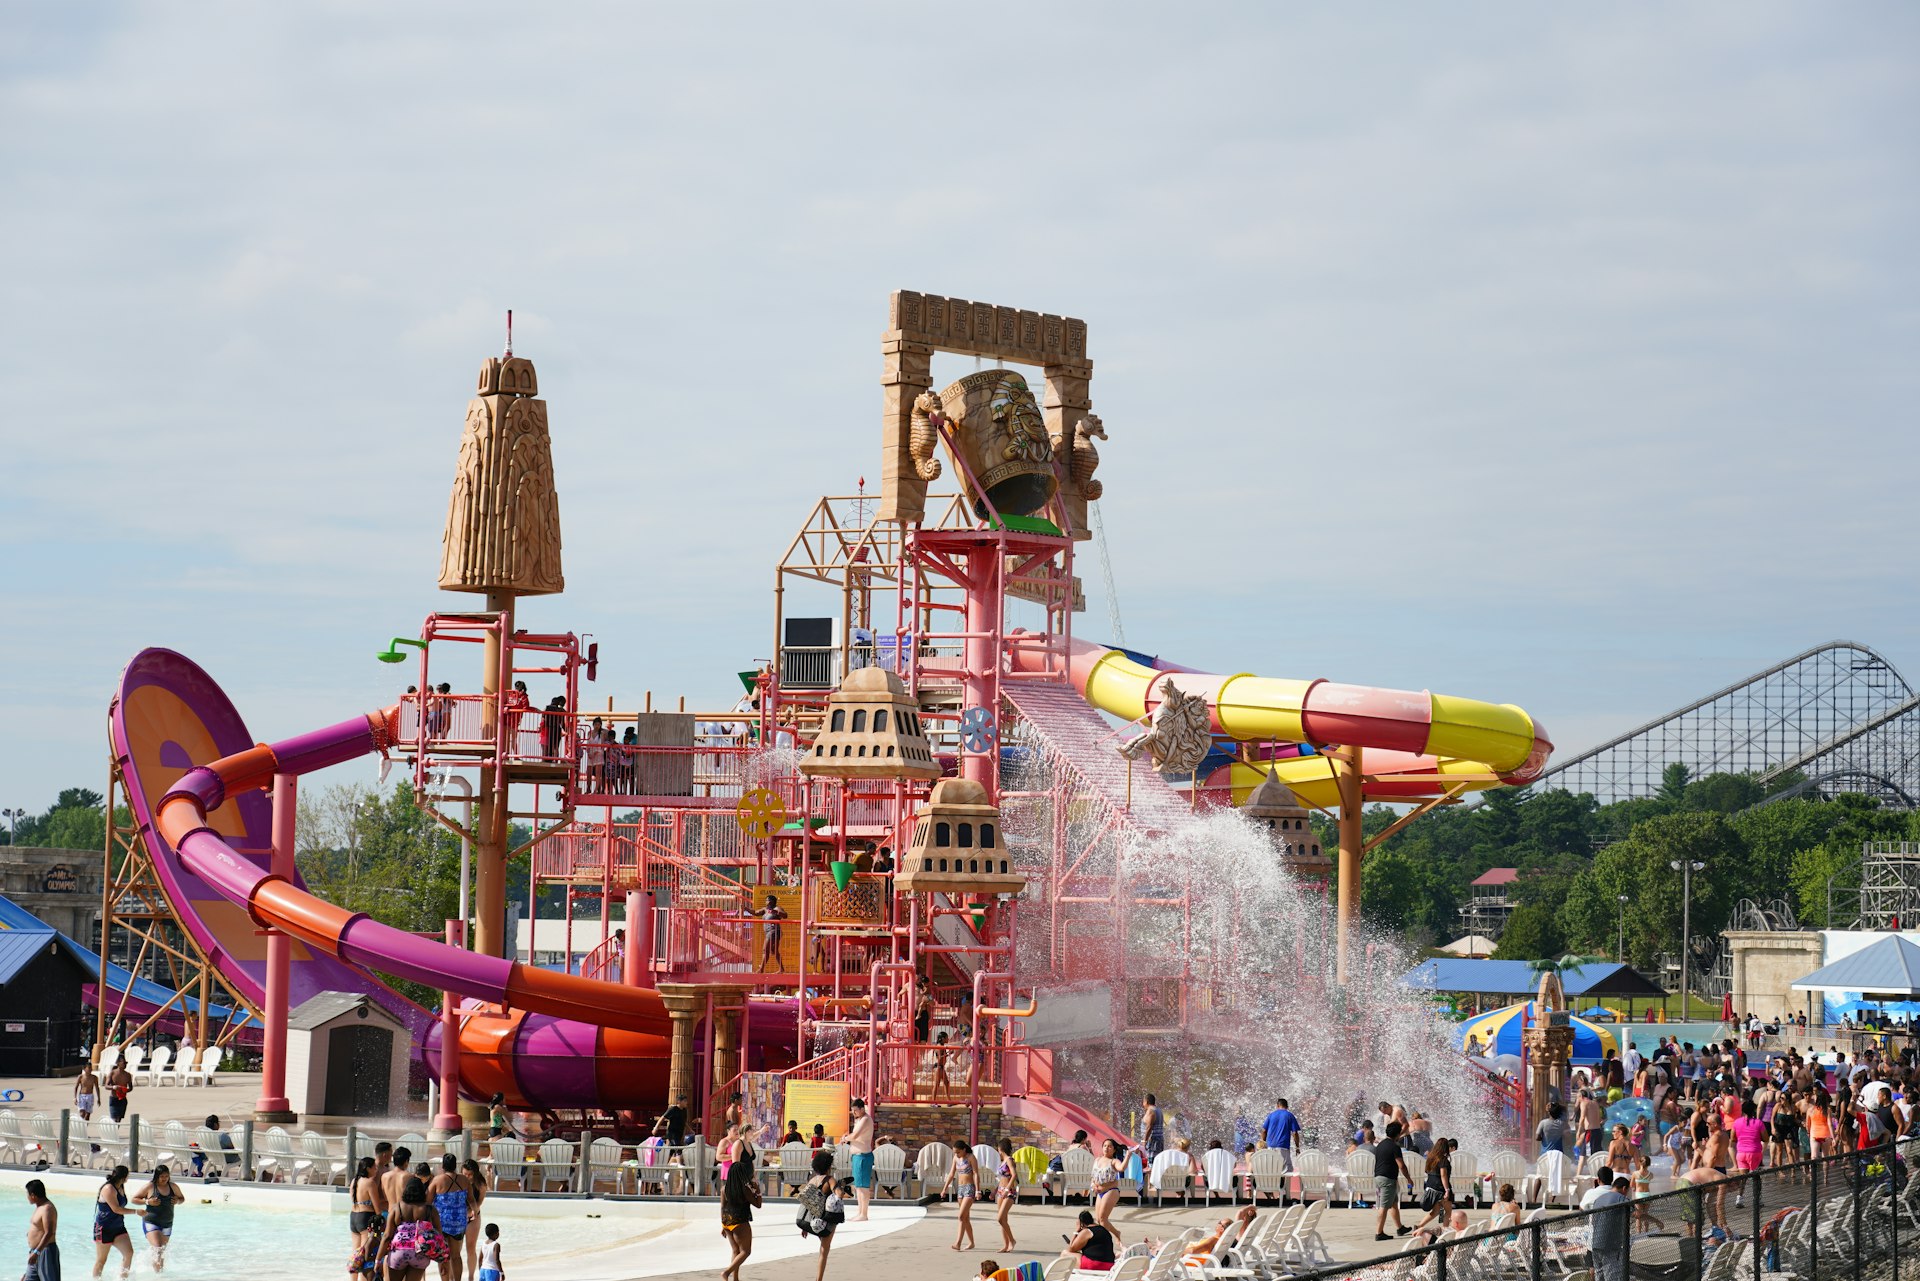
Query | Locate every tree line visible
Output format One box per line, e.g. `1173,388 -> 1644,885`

1328,763 -> 1918,965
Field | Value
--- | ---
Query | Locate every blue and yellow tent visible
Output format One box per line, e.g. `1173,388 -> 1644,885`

1458,1001 -> 1620,1063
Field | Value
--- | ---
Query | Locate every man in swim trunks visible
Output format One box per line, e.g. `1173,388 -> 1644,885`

426,1154 -> 470,1280
23,1179 -> 59,1281
841,1098 -> 875,1221
73,1066 -> 97,1123
105,1063 -> 133,1124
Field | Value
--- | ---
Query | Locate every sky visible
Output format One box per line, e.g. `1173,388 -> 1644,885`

2,4 -> 1916,816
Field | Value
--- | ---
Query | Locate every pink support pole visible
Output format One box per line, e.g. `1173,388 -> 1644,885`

962,548 -> 1001,796
624,890 -> 649,986
254,774 -> 296,1121
431,919 -> 464,1135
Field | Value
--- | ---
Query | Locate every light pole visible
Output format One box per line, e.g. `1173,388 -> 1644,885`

0,808 -> 23,845
1669,859 -> 1707,1015
1616,894 -> 1630,963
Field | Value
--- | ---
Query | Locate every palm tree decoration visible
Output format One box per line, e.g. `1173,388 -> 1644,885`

1527,953 -> 1608,981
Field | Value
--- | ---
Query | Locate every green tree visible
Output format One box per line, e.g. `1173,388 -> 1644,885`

1656,763 -> 1693,809
1492,903 -> 1563,959
1562,812 -> 1747,967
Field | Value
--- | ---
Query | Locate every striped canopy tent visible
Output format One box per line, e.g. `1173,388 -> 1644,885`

1458,1000 -> 1621,1063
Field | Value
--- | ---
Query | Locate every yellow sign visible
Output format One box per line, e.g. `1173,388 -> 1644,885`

783,1079 -> 850,1143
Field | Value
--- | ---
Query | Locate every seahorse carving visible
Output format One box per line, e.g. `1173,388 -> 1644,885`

1118,682 -> 1213,776
909,389 -> 946,482
1051,413 -> 1106,501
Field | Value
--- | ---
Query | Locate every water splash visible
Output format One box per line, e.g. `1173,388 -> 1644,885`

1003,731 -> 1507,1159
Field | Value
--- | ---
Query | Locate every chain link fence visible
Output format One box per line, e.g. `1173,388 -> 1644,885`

1283,1139 -> 1910,1280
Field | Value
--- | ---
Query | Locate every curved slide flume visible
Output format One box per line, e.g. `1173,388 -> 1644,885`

1012,636 -> 1551,808
151,711 -> 678,1038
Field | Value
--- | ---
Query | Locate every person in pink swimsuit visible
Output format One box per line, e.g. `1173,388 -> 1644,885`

1731,1098 -> 1767,1172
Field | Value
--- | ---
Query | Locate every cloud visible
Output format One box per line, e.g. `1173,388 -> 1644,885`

0,3 -> 1915,810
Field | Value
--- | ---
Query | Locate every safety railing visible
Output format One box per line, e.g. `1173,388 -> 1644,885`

396,693 -> 579,765
1287,1138 -> 1908,1281
869,1040 -> 1011,1106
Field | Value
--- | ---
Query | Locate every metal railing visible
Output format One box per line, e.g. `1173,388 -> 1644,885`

1286,1139 -> 1908,1281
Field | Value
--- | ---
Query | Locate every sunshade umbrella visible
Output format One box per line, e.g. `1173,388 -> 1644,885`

1458,1001 -> 1620,1063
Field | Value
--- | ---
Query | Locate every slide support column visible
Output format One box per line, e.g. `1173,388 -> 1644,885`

1332,746 -> 1364,988
430,919 -> 464,1137
254,774 -> 297,1122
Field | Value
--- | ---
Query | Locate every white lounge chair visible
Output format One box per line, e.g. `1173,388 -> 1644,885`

122,1045 -> 147,1084
1147,1149 -> 1192,1205
535,1137 -> 575,1191
483,1137 -> 526,1191
300,1131 -> 346,1184
1202,1146 -> 1236,1203
873,1141 -> 908,1197
1058,1146 -> 1093,1204
160,1046 -> 192,1086
187,1044 -> 223,1086
914,1141 -> 955,1197
585,1136 -> 626,1193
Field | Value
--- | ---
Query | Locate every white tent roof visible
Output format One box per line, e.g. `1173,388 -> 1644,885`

1791,934 -> 1920,995
1440,934 -> 1499,957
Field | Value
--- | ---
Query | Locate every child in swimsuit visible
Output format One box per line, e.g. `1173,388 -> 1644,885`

477,1223 -> 505,1281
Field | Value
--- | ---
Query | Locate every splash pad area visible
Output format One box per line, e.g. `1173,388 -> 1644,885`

38,292 -> 1557,1281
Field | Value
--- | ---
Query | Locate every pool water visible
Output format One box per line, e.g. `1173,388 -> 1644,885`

0,1186 -> 657,1280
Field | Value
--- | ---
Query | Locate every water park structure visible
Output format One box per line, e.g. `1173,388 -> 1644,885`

95,291 -> 1554,1146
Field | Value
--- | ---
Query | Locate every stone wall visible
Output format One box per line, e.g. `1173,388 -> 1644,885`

870,1102 -> 1055,1154
0,847 -> 100,941
1725,930 -> 1825,1022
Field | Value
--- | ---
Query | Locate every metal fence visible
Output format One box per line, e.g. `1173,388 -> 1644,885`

1288,1140 -> 1910,1281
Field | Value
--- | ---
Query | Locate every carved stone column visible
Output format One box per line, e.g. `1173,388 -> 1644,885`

657,984 -> 707,1130
706,983 -> 756,1102
878,329 -> 935,524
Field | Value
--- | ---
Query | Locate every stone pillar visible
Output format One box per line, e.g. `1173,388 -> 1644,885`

1523,1023 -> 1574,1144
877,328 -> 935,524
658,984 -> 706,1129
707,984 -> 755,1101
1043,357 -> 1095,538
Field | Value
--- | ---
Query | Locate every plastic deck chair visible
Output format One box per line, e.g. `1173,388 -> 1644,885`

1057,1147 -> 1093,1204
914,1141 -> 955,1197
160,1120 -> 192,1166
142,1045 -> 173,1087
0,1111 -> 22,1164
122,1045 -> 147,1084
484,1137 -> 526,1191
97,1045 -> 121,1073
1201,1147 -> 1236,1203
872,1142 -> 907,1198
1449,1149 -> 1483,1205
1013,1144 -> 1050,1198
188,1045 -> 223,1086
535,1138 -> 575,1191
1147,1149 -> 1191,1206
770,1142 -> 813,1196
586,1136 -> 626,1193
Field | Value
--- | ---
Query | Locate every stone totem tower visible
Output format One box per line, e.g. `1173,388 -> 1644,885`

439,354 -> 564,596
438,349 -> 564,963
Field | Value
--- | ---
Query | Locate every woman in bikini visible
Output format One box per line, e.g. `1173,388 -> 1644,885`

942,1135 -> 977,1251
718,1157 -> 762,1281
992,1137 -> 1018,1252
349,1156 -> 382,1263
1089,1139 -> 1125,1245
93,1164 -> 141,1280
929,1032 -> 954,1102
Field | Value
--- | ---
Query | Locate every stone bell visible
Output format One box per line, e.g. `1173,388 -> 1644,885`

894,778 -> 1026,896
1242,769 -> 1332,883
937,368 -> 1057,519
800,668 -> 940,779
